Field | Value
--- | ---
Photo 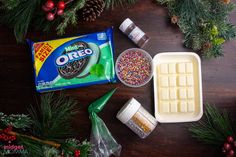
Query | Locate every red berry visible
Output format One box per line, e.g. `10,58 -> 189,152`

57,9 -> 64,15
45,0 -> 55,10
57,1 -> 65,10
224,143 -> 231,151
46,12 -> 55,21
227,136 -> 234,143
74,150 -> 80,157
228,150 -> 235,157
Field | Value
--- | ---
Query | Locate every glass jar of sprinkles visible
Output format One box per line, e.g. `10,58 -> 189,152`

116,98 -> 157,138
119,18 -> 150,48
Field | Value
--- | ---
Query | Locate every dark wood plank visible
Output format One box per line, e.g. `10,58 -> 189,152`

1,0 -> 236,157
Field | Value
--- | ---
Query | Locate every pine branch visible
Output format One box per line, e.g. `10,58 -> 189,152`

0,93 -> 90,157
0,112 -> 32,129
104,0 -> 136,9
0,129 -> 90,157
0,0 -> 26,10
189,104 -> 235,146
28,93 -> 78,140
56,0 -> 86,35
42,146 -> 60,157
156,0 -> 236,58
0,0 -> 40,42
61,139 -> 91,157
0,130 -> 61,148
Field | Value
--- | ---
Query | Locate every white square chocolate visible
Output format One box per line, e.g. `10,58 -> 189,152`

177,63 -> 186,73
186,62 -> 193,73
160,64 -> 168,74
180,101 -> 188,112
187,88 -> 194,99
169,76 -> 176,87
188,101 -> 195,112
161,102 -> 170,113
168,63 -> 176,74
170,102 -> 178,112
178,76 -> 186,86
161,89 -> 169,100
169,89 -> 177,99
179,89 -> 187,99
187,76 -> 194,86
160,76 -> 169,87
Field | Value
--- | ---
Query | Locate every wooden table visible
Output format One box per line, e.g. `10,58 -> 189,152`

1,1 -> 236,157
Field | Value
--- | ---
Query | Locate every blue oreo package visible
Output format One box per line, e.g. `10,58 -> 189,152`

28,28 -> 117,92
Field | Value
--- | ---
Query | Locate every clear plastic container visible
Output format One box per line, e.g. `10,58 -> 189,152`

115,48 -> 153,88
116,98 -> 157,138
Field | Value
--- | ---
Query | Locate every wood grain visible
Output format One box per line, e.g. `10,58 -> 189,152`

0,0 -> 236,156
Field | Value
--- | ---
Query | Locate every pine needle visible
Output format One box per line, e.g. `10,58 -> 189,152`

156,0 -> 236,58
56,0 -> 86,35
0,0 -> 40,42
104,0 -> 136,9
28,93 -> 78,140
189,104 -> 235,146
0,112 -> 32,129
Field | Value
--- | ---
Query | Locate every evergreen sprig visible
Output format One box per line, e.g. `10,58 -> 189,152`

0,0 -> 41,42
0,0 -> 137,42
189,104 -> 235,146
0,112 -> 32,129
0,0 -> 26,10
156,0 -> 236,58
28,93 -> 78,140
56,0 -> 86,35
104,0 -> 136,9
0,93 -> 90,157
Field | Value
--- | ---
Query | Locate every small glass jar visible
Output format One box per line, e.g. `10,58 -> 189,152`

119,18 -> 150,48
116,98 -> 157,138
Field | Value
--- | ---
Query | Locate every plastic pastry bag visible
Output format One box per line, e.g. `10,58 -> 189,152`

88,89 -> 121,157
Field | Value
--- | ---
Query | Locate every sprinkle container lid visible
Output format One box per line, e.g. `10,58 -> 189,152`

116,98 -> 141,124
115,48 -> 153,88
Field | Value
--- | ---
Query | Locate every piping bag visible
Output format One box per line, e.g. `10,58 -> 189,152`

88,88 -> 122,157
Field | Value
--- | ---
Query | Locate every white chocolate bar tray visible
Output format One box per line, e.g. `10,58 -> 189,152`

153,52 -> 203,123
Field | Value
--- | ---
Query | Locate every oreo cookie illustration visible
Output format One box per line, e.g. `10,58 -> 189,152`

57,41 -> 90,79
77,42 -> 101,78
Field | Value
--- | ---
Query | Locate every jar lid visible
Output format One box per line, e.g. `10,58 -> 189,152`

116,98 -> 141,124
119,18 -> 133,32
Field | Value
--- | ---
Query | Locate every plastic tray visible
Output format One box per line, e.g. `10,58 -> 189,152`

153,52 -> 203,123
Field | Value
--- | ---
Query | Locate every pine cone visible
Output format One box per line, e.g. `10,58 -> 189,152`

202,42 -> 212,50
81,0 -> 105,22
222,0 -> 230,4
171,15 -> 179,24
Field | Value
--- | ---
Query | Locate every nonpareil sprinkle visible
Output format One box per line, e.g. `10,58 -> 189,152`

116,49 -> 152,87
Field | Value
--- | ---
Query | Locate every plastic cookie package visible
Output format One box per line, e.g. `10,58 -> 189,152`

28,28 -> 116,92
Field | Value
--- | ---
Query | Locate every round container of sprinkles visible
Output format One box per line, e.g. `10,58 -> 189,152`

115,48 -> 153,87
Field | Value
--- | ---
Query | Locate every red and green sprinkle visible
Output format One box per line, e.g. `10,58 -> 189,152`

116,50 -> 152,86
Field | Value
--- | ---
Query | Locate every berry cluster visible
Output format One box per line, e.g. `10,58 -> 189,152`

74,150 -> 80,157
0,126 -> 16,142
0,133 -> 16,141
42,0 -> 66,21
222,136 -> 236,157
